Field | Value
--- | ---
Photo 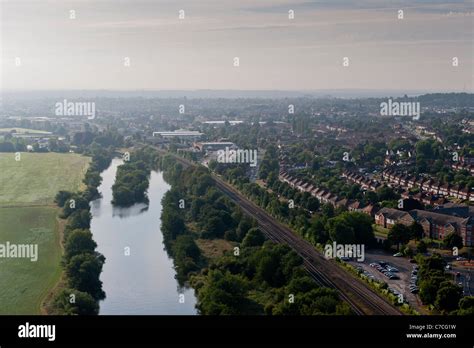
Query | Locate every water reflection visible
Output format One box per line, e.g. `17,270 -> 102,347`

90,158 -> 197,315
112,203 -> 149,218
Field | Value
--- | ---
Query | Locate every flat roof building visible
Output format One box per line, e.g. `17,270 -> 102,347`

153,130 -> 203,140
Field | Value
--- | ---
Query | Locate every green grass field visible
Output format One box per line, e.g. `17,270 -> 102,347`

0,152 -> 90,206
0,128 -> 52,134
0,152 -> 90,314
0,206 -> 62,314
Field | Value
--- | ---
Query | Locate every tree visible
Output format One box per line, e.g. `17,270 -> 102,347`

257,253 -> 284,287
64,229 -> 97,261
341,212 -> 374,245
286,275 -> 318,294
377,186 -> 398,201
457,296 -> 474,315
173,235 -> 201,261
236,216 -> 254,241
83,170 -> 102,188
192,174 -> 214,196
419,276 -> 445,305
273,287 -> 350,315
0,141 -> 15,152
53,288 -> 99,315
321,203 -> 335,218
435,283 -> 463,313
326,217 -> 355,244
242,228 -> 266,247
306,217 -> 328,244
387,224 -> 411,250
443,232 -> 463,250
416,139 -> 436,159
54,190 -> 73,207
161,210 -> 186,242
190,197 -> 206,219
305,196 -> 320,211
326,212 -> 374,245
62,194 -> 89,217
65,253 -> 105,300
67,209 -> 92,230
200,216 -> 225,239
197,270 -> 251,315
410,222 -> 424,241
416,240 -> 428,254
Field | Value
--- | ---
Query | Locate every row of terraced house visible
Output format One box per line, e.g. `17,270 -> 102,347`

279,170 -> 473,247
451,162 -> 474,175
381,169 -> 473,202
342,170 -> 450,206
279,171 -> 378,216
341,171 -> 382,191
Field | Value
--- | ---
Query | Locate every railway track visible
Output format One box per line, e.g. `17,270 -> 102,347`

215,179 -> 402,315
151,147 -> 402,315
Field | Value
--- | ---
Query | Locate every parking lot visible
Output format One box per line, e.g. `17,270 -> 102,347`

448,264 -> 473,297
347,249 -> 424,312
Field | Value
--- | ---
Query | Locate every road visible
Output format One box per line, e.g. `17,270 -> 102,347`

449,267 -> 473,296
151,147 -> 402,315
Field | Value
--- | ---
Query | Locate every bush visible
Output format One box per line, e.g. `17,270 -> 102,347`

242,228 -> 266,247
64,229 -> 97,261
52,288 -> 99,315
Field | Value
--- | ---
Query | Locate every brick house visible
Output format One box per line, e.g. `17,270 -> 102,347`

375,208 -> 414,228
409,210 -> 473,246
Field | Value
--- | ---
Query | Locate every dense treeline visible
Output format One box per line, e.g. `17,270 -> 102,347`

258,145 -> 279,182
112,147 -> 160,206
417,254 -> 473,315
193,242 -> 352,315
48,146 -> 113,315
0,127 -> 124,154
160,161 -> 252,283
159,155 -> 352,315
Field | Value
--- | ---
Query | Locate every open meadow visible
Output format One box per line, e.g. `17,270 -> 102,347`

0,152 -> 90,206
0,152 -> 90,313
0,206 -> 61,314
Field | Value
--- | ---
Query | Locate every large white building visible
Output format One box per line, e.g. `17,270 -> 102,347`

152,130 -> 203,140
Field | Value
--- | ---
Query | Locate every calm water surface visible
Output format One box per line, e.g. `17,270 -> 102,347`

90,158 -> 197,314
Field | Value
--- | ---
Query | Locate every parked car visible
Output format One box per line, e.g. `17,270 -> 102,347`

393,252 -> 403,257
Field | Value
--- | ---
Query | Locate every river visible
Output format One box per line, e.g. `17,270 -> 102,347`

89,158 -> 197,315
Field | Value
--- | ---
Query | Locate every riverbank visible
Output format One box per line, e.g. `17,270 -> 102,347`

92,158 -> 197,314
158,157 -> 352,315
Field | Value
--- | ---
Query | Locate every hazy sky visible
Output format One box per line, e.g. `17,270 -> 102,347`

1,0 -> 472,91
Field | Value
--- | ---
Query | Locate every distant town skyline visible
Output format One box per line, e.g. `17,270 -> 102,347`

1,0 -> 472,92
